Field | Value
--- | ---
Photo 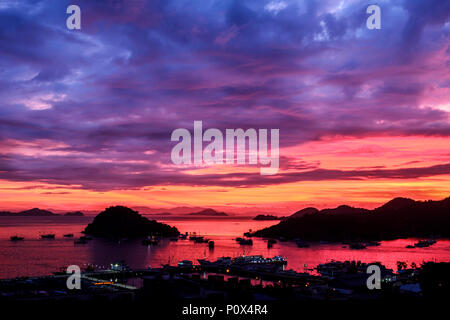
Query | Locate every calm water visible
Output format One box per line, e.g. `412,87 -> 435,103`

0,216 -> 449,279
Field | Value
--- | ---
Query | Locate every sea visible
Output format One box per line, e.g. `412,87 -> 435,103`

0,215 -> 449,279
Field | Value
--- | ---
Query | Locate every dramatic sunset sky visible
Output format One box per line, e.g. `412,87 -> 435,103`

0,0 -> 449,213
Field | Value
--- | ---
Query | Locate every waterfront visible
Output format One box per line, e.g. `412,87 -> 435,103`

1,216 -> 449,279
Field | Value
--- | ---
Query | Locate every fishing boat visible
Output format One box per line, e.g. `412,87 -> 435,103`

74,238 -> 87,244
414,239 -> 436,247
10,235 -> 24,241
41,234 -> 55,239
364,241 -> 381,246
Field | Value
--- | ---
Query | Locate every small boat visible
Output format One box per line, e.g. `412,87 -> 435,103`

63,234 -> 74,238
349,242 -> 367,249
208,240 -> 215,249
41,234 -> 55,239
10,236 -> 24,241
142,237 -> 159,246
267,239 -> 276,248
194,237 -> 209,243
414,239 -> 435,248
110,261 -> 130,272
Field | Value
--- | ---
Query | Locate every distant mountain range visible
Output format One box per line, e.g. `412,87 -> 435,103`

0,208 -> 84,217
187,209 -> 228,216
253,197 -> 450,241
253,214 -> 285,221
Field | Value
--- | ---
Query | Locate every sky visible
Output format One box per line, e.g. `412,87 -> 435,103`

0,0 -> 449,213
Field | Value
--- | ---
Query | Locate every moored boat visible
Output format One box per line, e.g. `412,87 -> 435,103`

349,242 -> 366,249
10,235 -> 24,241
142,237 -> 159,246
41,234 -> 55,239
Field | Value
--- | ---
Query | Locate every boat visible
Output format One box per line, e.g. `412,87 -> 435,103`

267,238 -> 277,248
178,260 -> 193,268
110,261 -> 130,272
10,236 -> 24,241
189,235 -> 205,242
198,255 -> 287,268
414,239 -> 436,248
142,237 -> 159,246
63,234 -> 74,238
179,234 -> 187,240
194,237 -> 209,243
349,242 -> 367,249
406,245 -> 415,249
238,238 -> 253,245
232,255 -> 287,266
208,240 -> 215,249
295,239 -> 310,248
41,234 -> 55,239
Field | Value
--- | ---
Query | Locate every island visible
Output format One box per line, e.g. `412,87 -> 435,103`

83,206 -> 179,238
253,214 -> 285,221
64,211 -> 84,216
0,208 -> 59,216
187,209 -> 228,216
252,197 -> 450,241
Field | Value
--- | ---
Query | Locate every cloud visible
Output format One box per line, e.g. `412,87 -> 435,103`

0,0 -> 449,192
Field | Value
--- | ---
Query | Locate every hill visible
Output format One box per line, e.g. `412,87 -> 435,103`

253,197 -> 450,241
84,206 -> 179,238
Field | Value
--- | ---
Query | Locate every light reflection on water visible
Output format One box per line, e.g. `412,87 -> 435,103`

0,216 -> 449,279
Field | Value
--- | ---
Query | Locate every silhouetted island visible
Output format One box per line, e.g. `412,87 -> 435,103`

288,207 -> 319,219
0,208 -> 58,216
188,209 -> 228,216
253,214 -> 284,221
84,206 -> 179,238
64,211 -> 84,216
253,197 -> 450,241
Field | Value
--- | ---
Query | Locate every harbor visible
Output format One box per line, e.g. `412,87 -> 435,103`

0,255 -> 447,302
